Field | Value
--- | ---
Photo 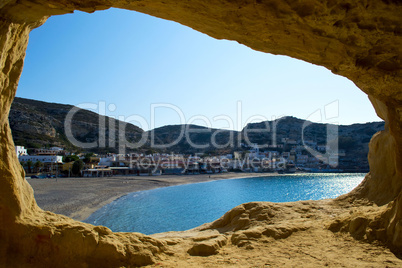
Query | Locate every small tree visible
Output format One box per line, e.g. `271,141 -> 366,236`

72,160 -> 84,176
83,153 -> 94,164
25,160 -> 33,173
34,161 -> 43,173
63,155 -> 79,163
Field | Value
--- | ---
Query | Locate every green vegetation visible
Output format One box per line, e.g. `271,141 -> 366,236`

83,153 -> 94,164
25,160 -> 33,173
63,155 -> 80,163
33,161 -> 43,173
72,160 -> 84,176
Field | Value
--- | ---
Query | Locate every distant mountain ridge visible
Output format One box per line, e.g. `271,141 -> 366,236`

9,97 -> 144,153
9,97 -> 384,168
146,124 -> 237,154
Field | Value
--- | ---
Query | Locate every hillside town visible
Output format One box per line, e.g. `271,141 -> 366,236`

17,136 -> 362,178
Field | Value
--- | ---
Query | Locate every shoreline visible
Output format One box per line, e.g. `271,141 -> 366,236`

27,172 -> 279,221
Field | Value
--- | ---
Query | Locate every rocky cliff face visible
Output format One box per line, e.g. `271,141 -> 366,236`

0,0 -> 401,267
10,103 -> 57,138
9,97 -> 145,152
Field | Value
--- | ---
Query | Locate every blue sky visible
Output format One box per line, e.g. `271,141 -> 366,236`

16,8 -> 381,131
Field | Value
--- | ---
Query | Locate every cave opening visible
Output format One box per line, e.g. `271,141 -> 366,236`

1,1 -> 401,266
13,8 -> 382,228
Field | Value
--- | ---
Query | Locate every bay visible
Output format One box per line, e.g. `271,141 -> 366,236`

84,173 -> 364,234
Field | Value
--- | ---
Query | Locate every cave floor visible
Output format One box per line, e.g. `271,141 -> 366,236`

150,229 -> 402,267
147,200 -> 402,267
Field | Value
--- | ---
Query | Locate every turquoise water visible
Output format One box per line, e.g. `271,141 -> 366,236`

85,173 -> 364,234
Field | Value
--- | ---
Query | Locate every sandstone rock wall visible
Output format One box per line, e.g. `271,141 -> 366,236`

0,0 -> 401,266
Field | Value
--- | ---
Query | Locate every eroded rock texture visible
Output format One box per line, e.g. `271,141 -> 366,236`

0,0 -> 401,266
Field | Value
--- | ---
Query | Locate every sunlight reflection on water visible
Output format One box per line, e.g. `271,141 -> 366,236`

85,173 -> 364,234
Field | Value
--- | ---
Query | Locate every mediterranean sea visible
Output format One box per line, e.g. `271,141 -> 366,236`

84,173 -> 364,235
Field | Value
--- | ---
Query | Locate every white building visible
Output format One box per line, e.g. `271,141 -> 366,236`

267,144 -> 283,149
15,146 -> 27,156
296,155 -> 309,164
188,155 -> 202,161
266,151 -> 279,158
287,139 -> 297,145
99,156 -> 117,166
50,147 -> 63,151
19,155 -> 63,164
328,156 -> 339,167
304,140 -> 317,147
34,148 -> 64,155
308,156 -> 320,164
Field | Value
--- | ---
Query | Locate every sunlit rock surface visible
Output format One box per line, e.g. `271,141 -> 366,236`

0,0 -> 401,266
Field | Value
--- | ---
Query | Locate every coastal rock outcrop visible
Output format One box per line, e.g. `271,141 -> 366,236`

187,235 -> 227,256
0,0 -> 401,266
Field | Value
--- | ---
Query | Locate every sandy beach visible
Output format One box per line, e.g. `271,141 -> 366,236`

27,172 -> 275,221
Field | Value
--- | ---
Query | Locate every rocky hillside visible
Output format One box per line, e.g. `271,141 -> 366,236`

146,124 -> 237,154
9,97 -> 145,153
9,98 -> 384,170
148,117 -> 384,153
244,116 -> 384,153
243,116 -> 384,171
